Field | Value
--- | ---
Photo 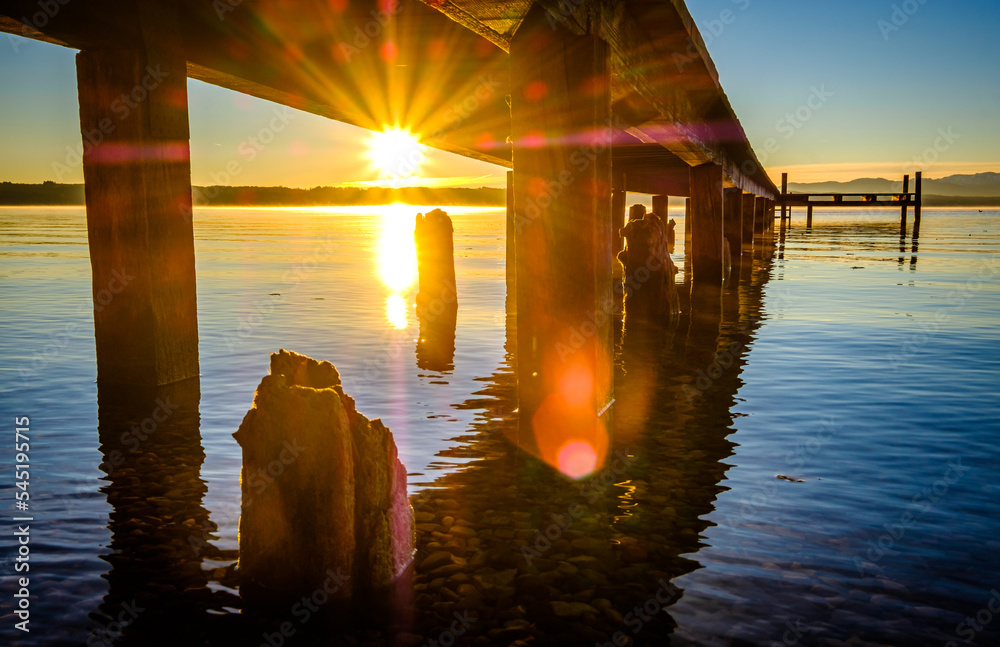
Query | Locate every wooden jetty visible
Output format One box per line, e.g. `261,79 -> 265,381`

2,0 -> 781,437
776,171 -> 923,235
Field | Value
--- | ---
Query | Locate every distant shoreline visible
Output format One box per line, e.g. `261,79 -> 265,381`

0,182 -> 506,207
1,182 -> 999,208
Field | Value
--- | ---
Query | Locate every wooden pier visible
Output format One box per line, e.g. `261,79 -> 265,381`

2,0 -> 781,438
776,171 -> 923,234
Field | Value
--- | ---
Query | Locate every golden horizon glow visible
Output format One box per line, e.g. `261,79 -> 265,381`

366,127 -> 426,181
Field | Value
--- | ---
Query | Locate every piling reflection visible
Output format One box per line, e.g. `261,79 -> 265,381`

415,299 -> 457,372
94,378 -> 238,645
402,237 -> 777,644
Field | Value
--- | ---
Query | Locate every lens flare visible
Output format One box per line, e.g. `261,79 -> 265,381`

366,126 -> 425,181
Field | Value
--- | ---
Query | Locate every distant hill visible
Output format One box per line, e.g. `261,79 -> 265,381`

0,182 -> 505,207
787,172 -> 1000,198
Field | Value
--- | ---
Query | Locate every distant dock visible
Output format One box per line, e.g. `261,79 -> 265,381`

776,171 -> 923,235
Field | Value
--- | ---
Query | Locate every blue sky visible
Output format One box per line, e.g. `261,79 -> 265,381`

1,0 -> 997,187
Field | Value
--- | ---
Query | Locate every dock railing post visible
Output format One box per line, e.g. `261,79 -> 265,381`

913,171 -> 922,238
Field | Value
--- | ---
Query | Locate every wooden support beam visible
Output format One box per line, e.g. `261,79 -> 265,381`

900,174 -> 909,237
913,171 -> 922,238
723,187 -> 742,272
754,195 -> 766,236
510,5 -> 613,468
506,170 -> 515,306
77,48 -> 198,386
689,163 -> 724,285
651,194 -> 669,219
806,204 -> 813,228
741,193 -> 755,254
780,172 -> 788,219
612,170 -> 627,257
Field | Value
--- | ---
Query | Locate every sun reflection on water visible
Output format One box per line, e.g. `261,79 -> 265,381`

376,203 -> 418,328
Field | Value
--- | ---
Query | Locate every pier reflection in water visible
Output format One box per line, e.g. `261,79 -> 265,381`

403,234 -> 778,644
94,378 -> 239,645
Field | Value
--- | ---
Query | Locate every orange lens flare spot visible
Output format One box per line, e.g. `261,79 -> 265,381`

380,41 -> 398,62
557,363 -> 593,408
556,441 -> 599,480
523,80 -> 549,102
532,393 -> 608,480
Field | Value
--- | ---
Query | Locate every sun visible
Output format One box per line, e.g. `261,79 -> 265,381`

366,126 -> 425,180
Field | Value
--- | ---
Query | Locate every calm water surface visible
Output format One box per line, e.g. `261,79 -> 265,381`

0,205 -> 997,646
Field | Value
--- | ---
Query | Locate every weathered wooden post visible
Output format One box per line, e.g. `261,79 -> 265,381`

780,172 -> 788,221
741,193 -> 755,255
415,208 -> 457,313
506,170 -> 516,306
753,195 -> 766,236
612,171 -> 627,264
899,174 -> 910,238
724,187 -> 743,274
77,48 -> 199,386
618,213 -> 679,324
510,4 -> 614,475
689,163 -> 725,285
234,350 -> 413,601
652,194 -> 669,218
912,171 -> 922,238
806,204 -> 814,229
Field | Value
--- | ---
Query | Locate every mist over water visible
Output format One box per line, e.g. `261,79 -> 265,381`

0,206 -> 997,645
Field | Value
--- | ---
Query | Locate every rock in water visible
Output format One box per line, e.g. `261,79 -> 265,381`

233,349 -> 414,598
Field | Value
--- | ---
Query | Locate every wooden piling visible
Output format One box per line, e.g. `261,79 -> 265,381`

510,5 -> 613,458
913,171 -> 922,238
806,204 -> 813,228
741,193 -> 755,254
780,172 -> 788,221
612,171 -> 627,258
723,187 -> 743,273
414,209 -> 457,313
77,48 -> 198,386
899,174 -> 909,237
689,163 -> 724,285
652,194 -> 669,218
753,195 -> 766,235
506,170 -> 515,305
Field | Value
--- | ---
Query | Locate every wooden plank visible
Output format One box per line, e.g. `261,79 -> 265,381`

77,48 -> 198,386
689,163 -> 724,285
510,5 -> 613,463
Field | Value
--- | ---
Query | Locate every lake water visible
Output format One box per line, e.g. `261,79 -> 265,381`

0,205 -> 998,646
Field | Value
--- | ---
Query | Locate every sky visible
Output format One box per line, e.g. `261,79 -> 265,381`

0,0 -> 997,188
